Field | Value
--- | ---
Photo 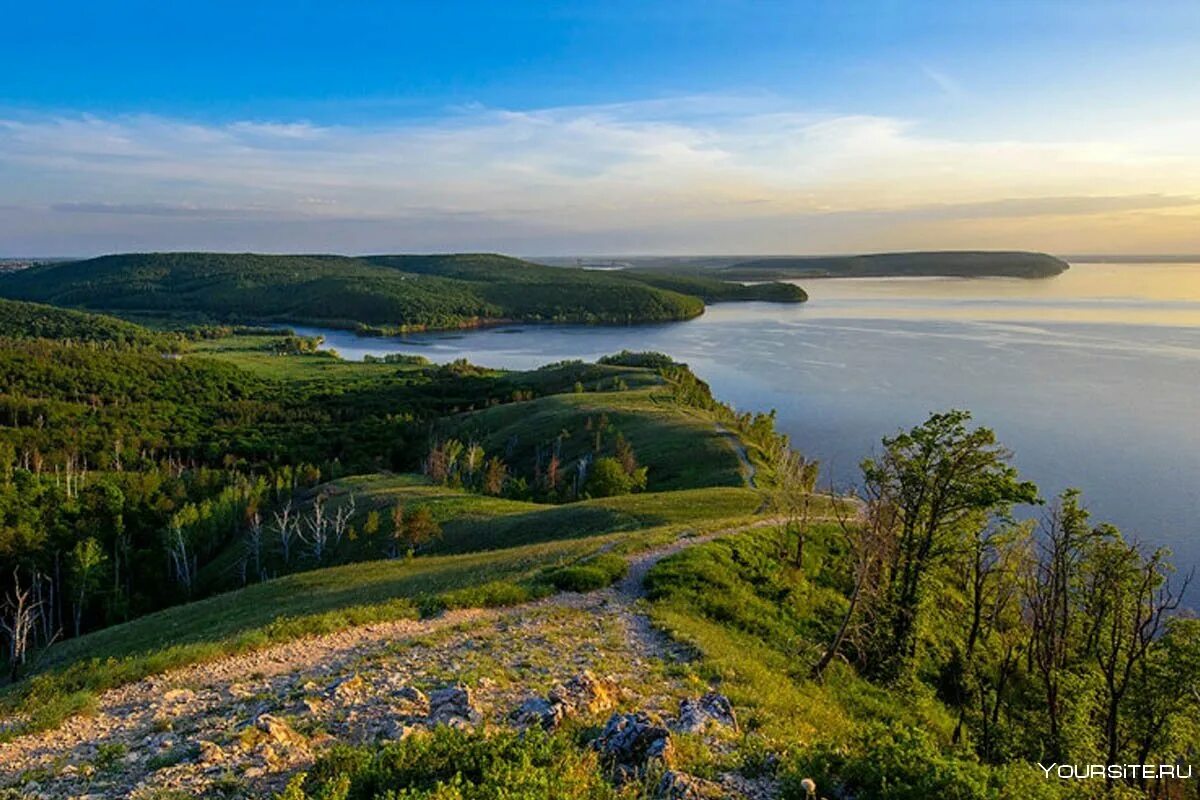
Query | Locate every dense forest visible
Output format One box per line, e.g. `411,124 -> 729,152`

0,252 -> 805,332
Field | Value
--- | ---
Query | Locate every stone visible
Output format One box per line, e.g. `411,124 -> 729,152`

593,712 -> 674,783
328,674 -> 366,703
394,685 -> 429,706
549,671 -> 619,716
196,739 -> 224,765
512,696 -> 566,731
656,770 -> 726,799
162,688 -> 195,704
675,692 -> 738,734
254,714 -> 308,750
427,685 -> 480,727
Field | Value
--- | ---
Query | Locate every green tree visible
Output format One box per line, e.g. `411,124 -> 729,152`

400,505 -> 441,556
859,410 -> 1037,681
69,537 -> 107,637
585,456 -> 648,498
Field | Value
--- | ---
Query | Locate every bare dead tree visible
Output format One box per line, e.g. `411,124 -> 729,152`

811,482 -> 895,680
2,568 -> 42,681
166,523 -> 195,596
305,496 -> 328,562
273,499 -> 296,565
331,494 -> 355,550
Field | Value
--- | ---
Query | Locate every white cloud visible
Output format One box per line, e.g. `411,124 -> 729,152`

1,97 -> 1199,254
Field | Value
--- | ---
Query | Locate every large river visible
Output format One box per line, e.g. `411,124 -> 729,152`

295,262 -> 1200,592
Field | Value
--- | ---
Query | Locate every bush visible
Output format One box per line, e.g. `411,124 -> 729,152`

288,726 -> 617,799
597,350 -> 676,369
433,580 -> 539,612
585,457 -> 647,498
785,724 -> 991,800
545,553 -> 628,592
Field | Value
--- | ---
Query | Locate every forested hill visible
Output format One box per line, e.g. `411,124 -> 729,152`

716,250 -> 1069,279
0,252 -> 804,331
0,298 -> 167,347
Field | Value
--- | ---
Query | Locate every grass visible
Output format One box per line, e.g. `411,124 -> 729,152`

444,385 -> 747,491
335,473 -> 764,554
0,505 -> 766,741
0,533 -> 631,740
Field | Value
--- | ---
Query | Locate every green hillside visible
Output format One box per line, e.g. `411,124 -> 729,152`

717,250 -> 1069,279
0,297 -> 168,347
0,251 -> 804,332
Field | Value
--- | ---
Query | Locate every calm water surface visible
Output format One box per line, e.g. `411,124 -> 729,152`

296,263 -> 1200,593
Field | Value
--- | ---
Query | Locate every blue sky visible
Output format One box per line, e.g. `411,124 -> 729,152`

3,1 -> 1200,255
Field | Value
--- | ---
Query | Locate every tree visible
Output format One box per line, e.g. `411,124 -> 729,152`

399,505 -> 441,555
858,410 -> 1037,681
362,510 -> 380,539
482,456 -> 508,496
388,503 -> 405,558
68,537 -> 107,637
2,568 -> 42,680
768,448 -> 820,569
614,433 -> 638,477
1023,490 -> 1095,760
585,456 -> 647,498
811,486 -> 894,680
425,441 -> 451,484
273,499 -> 297,565
1085,531 -> 1187,782
462,443 -> 484,484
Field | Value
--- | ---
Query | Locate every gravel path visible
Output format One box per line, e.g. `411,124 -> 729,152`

0,520 -> 780,800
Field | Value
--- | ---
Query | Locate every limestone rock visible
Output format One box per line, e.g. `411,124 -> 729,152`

549,671 -> 619,716
254,714 -> 308,750
512,696 -> 566,731
427,685 -> 480,727
656,770 -> 726,799
328,674 -> 366,703
593,712 -> 674,782
675,692 -> 738,734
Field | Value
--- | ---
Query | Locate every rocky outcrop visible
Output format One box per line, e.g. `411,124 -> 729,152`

657,769 -> 726,799
427,685 -> 481,727
512,670 -> 619,731
594,711 -> 674,783
675,692 -> 738,734
550,671 -> 619,716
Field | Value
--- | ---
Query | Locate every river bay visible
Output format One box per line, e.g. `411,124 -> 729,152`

295,262 -> 1200,594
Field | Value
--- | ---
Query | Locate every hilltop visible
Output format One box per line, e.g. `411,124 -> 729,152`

0,252 -> 805,332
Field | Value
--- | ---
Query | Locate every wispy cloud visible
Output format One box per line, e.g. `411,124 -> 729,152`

1,97 -> 1199,254
921,65 -> 967,99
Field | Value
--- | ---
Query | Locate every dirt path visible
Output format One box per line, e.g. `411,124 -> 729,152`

0,520 -> 780,800
715,423 -> 757,488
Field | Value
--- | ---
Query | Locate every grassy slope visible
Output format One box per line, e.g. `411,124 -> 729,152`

0,252 -> 711,330
442,385 -> 747,491
329,474 -> 762,554
1,495 -> 763,739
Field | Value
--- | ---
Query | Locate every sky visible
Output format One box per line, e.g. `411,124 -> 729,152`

3,1 -> 1200,257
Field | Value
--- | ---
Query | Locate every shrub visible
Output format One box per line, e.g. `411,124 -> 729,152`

784,724 -> 991,800
289,726 -> 617,799
545,553 -> 627,592
585,457 -> 647,498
